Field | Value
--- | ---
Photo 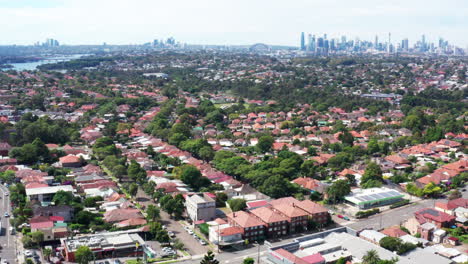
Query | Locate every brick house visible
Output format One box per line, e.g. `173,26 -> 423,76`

250,206 -> 289,238
227,211 -> 266,241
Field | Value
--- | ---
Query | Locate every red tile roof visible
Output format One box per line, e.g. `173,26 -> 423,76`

251,207 -> 289,224
435,198 -> 468,211
217,226 -> 244,237
415,208 -> 455,224
273,249 -> 309,264
380,226 -> 407,238
301,253 -> 326,264
227,211 -> 265,228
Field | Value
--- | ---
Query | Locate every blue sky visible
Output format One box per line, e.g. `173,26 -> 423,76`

1,0 -> 467,47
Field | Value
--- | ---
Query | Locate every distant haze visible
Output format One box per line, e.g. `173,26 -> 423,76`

1,0 -> 467,47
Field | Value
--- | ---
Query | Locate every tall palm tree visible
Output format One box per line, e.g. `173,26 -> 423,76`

43,248 -> 52,261
362,250 -> 380,264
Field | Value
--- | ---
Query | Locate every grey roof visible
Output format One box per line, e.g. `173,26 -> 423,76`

325,232 -> 412,264
403,248 -> 453,264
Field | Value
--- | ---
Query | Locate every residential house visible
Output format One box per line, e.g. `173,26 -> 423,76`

415,208 -> 455,228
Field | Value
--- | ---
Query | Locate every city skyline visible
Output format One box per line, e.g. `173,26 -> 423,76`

0,0 -> 467,47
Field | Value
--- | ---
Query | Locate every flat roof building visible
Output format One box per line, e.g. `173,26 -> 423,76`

61,230 -> 146,262
344,187 -> 404,209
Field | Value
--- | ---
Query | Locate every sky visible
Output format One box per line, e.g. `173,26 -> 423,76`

1,0 -> 467,47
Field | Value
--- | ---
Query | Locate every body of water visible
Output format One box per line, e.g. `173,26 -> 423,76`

4,54 -> 86,71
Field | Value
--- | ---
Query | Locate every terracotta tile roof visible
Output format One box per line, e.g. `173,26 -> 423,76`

272,203 -> 308,218
251,206 -> 289,224
385,155 -> 410,164
415,208 -> 455,224
227,211 -> 265,228
59,155 -> 81,164
301,253 -> 326,264
296,200 -> 328,215
104,208 -> 143,223
116,218 -> 147,227
380,226 -> 407,237
217,226 -> 244,237
273,249 -> 309,264
435,198 -> 468,211
292,177 -> 323,191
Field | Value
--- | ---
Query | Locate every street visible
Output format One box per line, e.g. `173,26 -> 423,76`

0,184 -> 16,264
135,189 -> 209,256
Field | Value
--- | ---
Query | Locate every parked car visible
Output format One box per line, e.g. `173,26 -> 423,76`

113,260 -> 122,264
168,231 -> 175,237
343,216 -> 350,221
2,260 -> 9,264
187,230 -> 194,235
25,250 -> 33,257
200,240 -> 207,245
337,214 -> 344,219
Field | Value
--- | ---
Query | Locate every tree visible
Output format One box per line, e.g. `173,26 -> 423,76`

31,231 -> 44,244
75,246 -> 94,264
335,258 -> 347,264
179,165 -> 210,191
228,198 -> 247,212
146,204 -> 160,221
379,236 -> 416,254
257,135 -> 274,153
43,247 -> 53,261
200,251 -> 219,264
199,146 -> 215,161
367,138 -> 380,154
128,183 -> 138,197
338,130 -> 354,146
243,257 -> 255,264
260,175 -> 296,198
215,192 -> 228,207
422,182 -> 442,198
52,190 -> 73,205
326,180 -> 351,203
112,164 -> 127,180
362,250 -> 380,264
361,162 -> 383,188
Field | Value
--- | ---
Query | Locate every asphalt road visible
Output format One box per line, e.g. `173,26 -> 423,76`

135,189 -> 209,256
0,184 -> 16,264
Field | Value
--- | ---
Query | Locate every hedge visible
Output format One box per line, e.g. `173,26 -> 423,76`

355,208 -> 380,219
390,199 -> 410,209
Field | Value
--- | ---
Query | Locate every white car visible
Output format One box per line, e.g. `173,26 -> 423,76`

187,230 -> 194,235
2,260 -> 9,264
24,250 -> 33,257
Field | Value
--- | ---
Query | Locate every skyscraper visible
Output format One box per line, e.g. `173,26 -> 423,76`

300,32 -> 305,51
374,35 -> 378,49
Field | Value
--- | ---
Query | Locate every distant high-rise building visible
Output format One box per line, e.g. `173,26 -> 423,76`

341,36 -> 346,44
374,35 -> 378,49
387,32 -> 391,53
401,38 -> 409,52
43,38 -> 59,47
307,34 -> 312,51
300,32 -> 305,50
